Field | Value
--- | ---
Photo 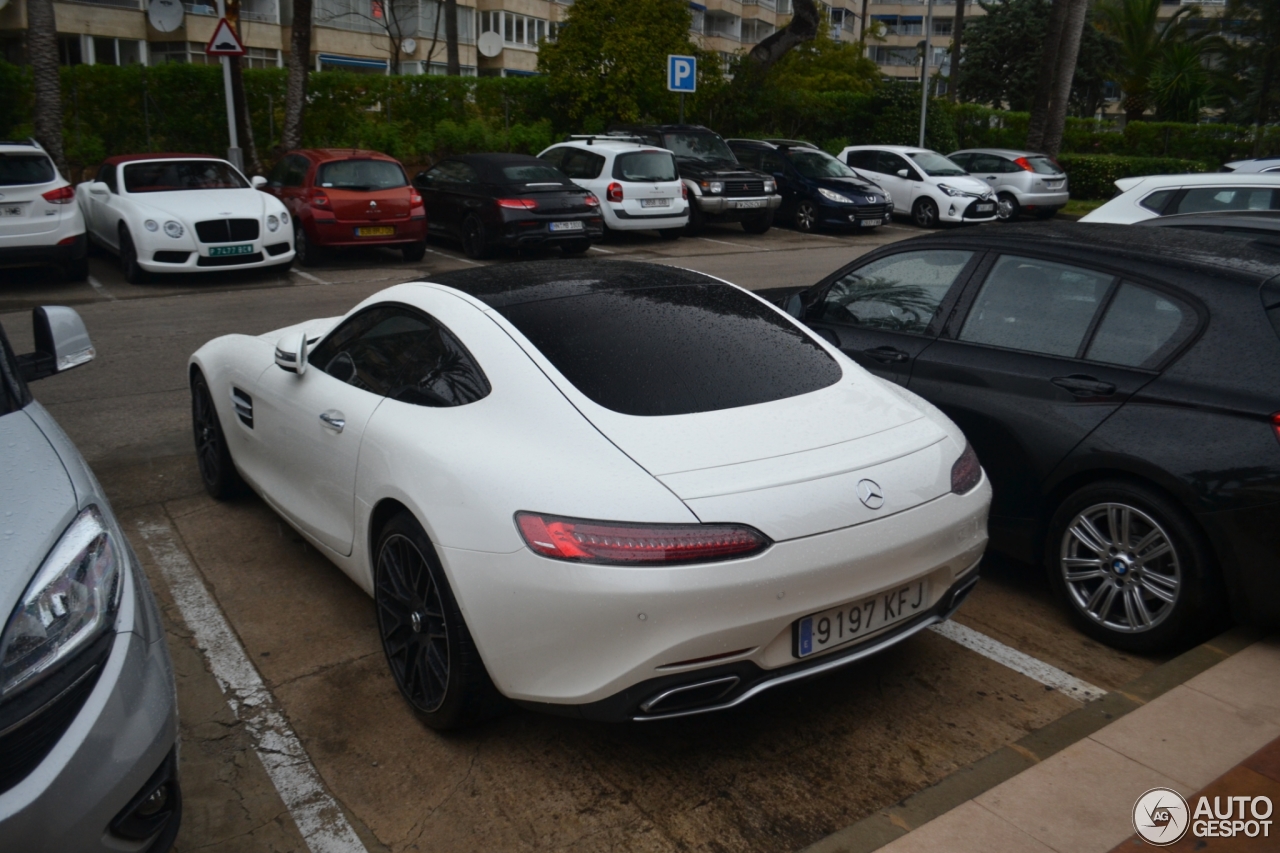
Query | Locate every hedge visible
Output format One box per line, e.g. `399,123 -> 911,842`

1056,154 -> 1210,200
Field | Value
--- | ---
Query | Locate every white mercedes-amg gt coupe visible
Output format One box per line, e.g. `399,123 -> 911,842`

188,260 -> 990,728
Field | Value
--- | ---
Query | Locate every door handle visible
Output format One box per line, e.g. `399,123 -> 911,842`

863,346 -> 910,364
1051,375 -> 1116,397
319,410 -> 346,432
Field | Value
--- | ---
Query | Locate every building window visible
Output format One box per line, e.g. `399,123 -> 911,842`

244,47 -> 282,68
148,41 -> 217,65
89,37 -> 145,65
57,36 -> 85,66
933,18 -> 952,35
480,10 -> 548,48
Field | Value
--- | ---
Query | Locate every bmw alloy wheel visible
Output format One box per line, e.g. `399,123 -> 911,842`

1059,502 -> 1181,634
376,533 -> 451,713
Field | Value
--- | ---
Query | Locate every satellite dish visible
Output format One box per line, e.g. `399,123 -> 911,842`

400,37 -> 417,55
477,31 -> 503,58
147,0 -> 185,33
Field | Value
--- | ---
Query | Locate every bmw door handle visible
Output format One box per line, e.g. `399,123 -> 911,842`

863,346 -> 910,364
1051,375 -> 1116,397
319,410 -> 346,432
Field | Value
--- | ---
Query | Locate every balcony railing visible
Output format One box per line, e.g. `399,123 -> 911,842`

65,0 -> 143,9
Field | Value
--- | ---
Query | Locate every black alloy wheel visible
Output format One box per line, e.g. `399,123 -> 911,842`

294,221 -> 321,267
191,371 -> 245,500
1046,480 -> 1219,653
658,227 -> 682,241
461,215 -> 492,260
402,239 -> 427,262
119,226 -> 149,284
793,200 -> 818,233
997,192 -> 1021,222
911,198 -> 939,229
741,212 -> 773,234
374,512 -> 506,729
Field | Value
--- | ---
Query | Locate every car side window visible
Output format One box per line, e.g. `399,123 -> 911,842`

762,151 -> 788,174
539,148 -> 567,171
284,155 -> 309,187
1085,282 -> 1196,369
1139,189 -> 1175,214
878,152 -> 912,177
733,148 -> 761,170
948,153 -> 972,170
845,150 -> 877,171
958,255 -> 1114,358
309,306 -> 490,407
819,250 -> 974,334
559,149 -> 604,180
267,159 -> 288,188
97,164 -> 117,193
1174,187 -> 1280,215
969,155 -> 1002,173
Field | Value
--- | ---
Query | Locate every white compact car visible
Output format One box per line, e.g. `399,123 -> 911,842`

0,139 -> 88,281
1221,157 -> 1280,174
77,154 -> 294,283
1080,172 -> 1280,224
538,137 -> 689,238
188,260 -> 990,728
841,145 -> 998,227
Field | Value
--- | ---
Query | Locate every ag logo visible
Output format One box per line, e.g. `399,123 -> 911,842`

1133,787 -> 1190,846
856,479 -> 884,510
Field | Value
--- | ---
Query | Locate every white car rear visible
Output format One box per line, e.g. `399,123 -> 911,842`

0,140 -> 87,281
538,137 -> 689,236
840,145 -> 997,227
1080,172 -> 1280,224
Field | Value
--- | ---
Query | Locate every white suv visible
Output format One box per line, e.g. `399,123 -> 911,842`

538,137 -> 689,239
0,139 -> 88,281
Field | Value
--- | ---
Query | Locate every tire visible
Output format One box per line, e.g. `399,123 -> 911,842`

64,254 -> 88,282
119,227 -> 149,284
997,192 -> 1020,222
461,215 -> 493,260
294,222 -> 322,267
684,203 -> 706,236
1045,479 -> 1220,653
402,240 -> 427,263
793,200 -> 818,233
190,371 -> 246,500
560,239 -> 591,256
658,228 -> 682,241
374,512 -> 507,730
741,212 -> 773,234
911,197 -> 940,229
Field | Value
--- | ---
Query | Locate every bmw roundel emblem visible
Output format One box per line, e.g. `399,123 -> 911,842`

857,479 -> 885,510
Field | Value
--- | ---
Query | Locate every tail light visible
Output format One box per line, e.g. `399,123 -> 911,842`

606,182 -> 624,203
497,198 -> 538,210
309,190 -> 330,209
584,194 -> 600,207
1272,413 -> 1280,446
951,443 -> 982,494
409,190 -> 422,206
42,186 -> 76,204
1013,157 -> 1036,173
515,512 -> 770,565
681,182 -> 688,200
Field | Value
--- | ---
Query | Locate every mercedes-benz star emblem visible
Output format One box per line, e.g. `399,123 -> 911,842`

857,479 -> 885,510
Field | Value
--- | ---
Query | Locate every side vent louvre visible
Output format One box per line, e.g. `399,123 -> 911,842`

231,387 -> 253,428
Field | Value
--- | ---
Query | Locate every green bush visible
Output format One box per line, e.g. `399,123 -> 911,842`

1056,154 -> 1210,200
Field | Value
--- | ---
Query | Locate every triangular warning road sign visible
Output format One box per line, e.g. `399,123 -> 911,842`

206,17 -> 246,56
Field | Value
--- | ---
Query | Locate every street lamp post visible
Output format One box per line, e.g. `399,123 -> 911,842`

918,0 -> 933,148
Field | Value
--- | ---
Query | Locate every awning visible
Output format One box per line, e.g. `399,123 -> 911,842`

688,2 -> 707,10
317,53 -> 387,69
900,15 -> 923,22
504,69 -> 539,77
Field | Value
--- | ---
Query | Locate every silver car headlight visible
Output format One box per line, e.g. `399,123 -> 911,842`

280,210 -> 290,225
164,221 -> 184,239
0,506 -> 123,698
764,179 -> 776,194
708,181 -> 723,194
267,215 -> 280,232
144,220 -> 159,232
883,190 -> 892,203
937,184 -> 964,198
818,187 -> 854,204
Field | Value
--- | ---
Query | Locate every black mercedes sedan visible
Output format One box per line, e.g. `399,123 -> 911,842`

763,222 -> 1280,652
413,154 -> 603,259
728,139 -> 894,233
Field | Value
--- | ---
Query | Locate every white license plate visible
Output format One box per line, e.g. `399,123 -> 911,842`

640,198 -> 671,208
794,580 -> 928,658
1047,181 -> 1064,189
974,203 -> 995,213
1,205 -> 25,217
732,199 -> 767,209
859,218 -> 882,227
549,220 -> 584,232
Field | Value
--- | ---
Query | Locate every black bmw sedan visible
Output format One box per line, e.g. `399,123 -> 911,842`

728,139 -> 893,233
763,222 -> 1280,651
413,154 -> 603,259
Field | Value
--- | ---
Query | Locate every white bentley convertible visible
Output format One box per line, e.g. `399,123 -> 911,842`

188,261 -> 990,728
77,154 -> 294,283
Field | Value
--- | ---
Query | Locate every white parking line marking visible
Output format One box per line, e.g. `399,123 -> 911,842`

588,245 -> 616,254
137,519 -> 369,853
696,236 -> 768,251
423,247 -> 484,265
881,224 -> 916,232
930,620 -> 1107,703
87,275 -> 117,301
291,269 -> 331,286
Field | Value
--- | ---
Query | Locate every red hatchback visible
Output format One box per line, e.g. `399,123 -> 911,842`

263,149 -> 427,265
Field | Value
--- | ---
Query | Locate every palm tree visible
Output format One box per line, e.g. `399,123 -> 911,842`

1096,0 -> 1200,122
26,0 -> 66,174
1219,0 -> 1280,151
282,0 -> 312,151
1151,41 -> 1211,121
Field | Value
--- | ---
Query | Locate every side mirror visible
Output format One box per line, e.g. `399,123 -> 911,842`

275,330 -> 309,375
896,169 -> 910,179
89,181 -> 110,195
251,175 -> 268,189
17,306 -> 95,382
783,293 -> 804,319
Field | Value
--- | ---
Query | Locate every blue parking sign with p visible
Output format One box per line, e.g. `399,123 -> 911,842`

668,55 -> 697,93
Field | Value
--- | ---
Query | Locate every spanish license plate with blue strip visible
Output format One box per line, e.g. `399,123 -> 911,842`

794,580 -> 928,658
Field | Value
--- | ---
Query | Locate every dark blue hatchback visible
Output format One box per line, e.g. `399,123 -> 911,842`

727,140 -> 894,233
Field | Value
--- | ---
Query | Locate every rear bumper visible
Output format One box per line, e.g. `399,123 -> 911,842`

1013,190 -> 1069,209
607,205 -> 689,229
499,218 -> 603,247
307,216 -> 427,247
0,233 -> 86,268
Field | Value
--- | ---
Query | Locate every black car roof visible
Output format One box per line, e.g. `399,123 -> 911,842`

448,153 -> 570,184
918,222 -> 1280,284
426,260 -> 723,308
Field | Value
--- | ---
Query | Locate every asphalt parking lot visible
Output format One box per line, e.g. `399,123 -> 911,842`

2,220 -> 1173,853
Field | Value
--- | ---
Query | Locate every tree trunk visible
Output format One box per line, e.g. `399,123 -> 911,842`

1041,0 -> 1088,157
1255,44 -> 1276,156
1026,0 -> 1070,152
747,0 -> 820,72
445,0 -> 460,75
229,57 -> 261,175
27,0 -> 66,175
948,0 -> 965,102
283,0 -> 312,152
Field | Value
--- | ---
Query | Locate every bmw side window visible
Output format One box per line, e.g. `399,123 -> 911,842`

1085,282 -> 1197,369
310,306 -> 490,407
1139,190 -> 1174,214
819,250 -> 974,334
958,255 -> 1115,358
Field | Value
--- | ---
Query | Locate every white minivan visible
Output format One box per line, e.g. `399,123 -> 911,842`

538,136 -> 689,239
840,145 -> 997,228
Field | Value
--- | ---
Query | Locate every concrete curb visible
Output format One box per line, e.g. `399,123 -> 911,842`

799,626 -> 1263,853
